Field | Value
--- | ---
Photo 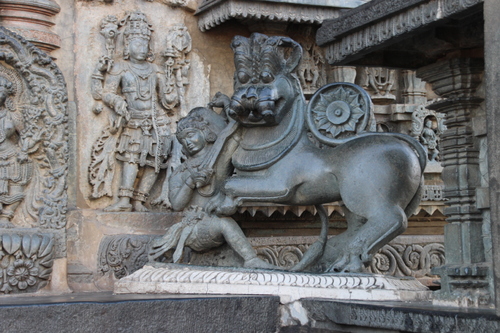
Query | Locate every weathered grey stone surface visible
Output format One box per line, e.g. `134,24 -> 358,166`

484,0 -> 500,317
0,293 -> 280,332
301,300 -> 500,332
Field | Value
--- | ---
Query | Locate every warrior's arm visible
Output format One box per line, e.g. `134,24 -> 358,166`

102,73 -> 128,118
168,168 -> 196,211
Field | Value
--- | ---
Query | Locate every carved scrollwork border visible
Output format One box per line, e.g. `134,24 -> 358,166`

0,27 -> 69,229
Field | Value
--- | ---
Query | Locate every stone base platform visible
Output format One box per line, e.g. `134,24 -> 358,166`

0,292 -> 279,332
115,264 -> 431,303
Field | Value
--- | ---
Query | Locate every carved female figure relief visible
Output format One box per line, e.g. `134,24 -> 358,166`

0,77 -> 33,227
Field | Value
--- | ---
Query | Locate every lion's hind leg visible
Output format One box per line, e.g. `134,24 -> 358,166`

324,204 -> 407,273
322,206 -> 366,273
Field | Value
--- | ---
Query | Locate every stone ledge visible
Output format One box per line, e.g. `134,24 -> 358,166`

301,299 -> 500,332
115,264 -> 431,304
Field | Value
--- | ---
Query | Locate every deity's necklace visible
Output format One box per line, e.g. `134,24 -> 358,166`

128,63 -> 154,101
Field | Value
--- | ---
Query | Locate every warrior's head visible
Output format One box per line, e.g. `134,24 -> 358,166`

122,11 -> 154,62
176,107 -> 226,156
227,33 -> 303,127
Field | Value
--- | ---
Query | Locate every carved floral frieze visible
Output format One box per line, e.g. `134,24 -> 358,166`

99,234 -> 445,281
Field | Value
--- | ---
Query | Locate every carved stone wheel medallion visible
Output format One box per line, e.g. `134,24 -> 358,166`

306,82 -> 372,146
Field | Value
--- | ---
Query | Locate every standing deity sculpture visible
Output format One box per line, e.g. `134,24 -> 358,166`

0,77 -> 33,227
89,12 -> 190,211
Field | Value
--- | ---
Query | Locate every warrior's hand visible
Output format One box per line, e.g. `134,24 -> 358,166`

114,98 -> 129,121
192,168 -> 213,188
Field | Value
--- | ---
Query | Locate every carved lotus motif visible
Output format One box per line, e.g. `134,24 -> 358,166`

312,86 -> 365,138
7,259 -> 38,290
306,82 -> 373,146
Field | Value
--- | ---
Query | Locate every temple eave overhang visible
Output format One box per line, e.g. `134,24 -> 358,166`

317,0 -> 484,68
195,0 -> 369,32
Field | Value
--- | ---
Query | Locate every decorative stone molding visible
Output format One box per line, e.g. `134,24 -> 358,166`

195,0 -> 351,32
318,0 -> 484,65
358,67 -> 397,104
421,185 -> 444,201
100,233 -> 445,283
0,0 -> 61,53
0,233 -> 54,294
317,0 -> 427,45
98,235 -> 155,279
115,264 -> 431,303
0,27 -> 69,228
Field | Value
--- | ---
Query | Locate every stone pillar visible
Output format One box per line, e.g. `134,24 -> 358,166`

0,0 -> 61,53
484,0 -> 500,315
417,58 -> 490,307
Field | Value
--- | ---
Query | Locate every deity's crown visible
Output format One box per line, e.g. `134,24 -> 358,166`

122,11 -> 153,42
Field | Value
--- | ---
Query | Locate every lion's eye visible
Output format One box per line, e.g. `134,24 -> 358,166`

237,71 -> 250,84
261,71 -> 274,84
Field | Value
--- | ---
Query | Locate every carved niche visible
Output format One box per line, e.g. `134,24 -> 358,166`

411,105 -> 446,162
88,12 -> 192,211
0,27 -> 69,229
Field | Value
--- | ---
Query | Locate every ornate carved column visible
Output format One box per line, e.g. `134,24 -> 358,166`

0,0 -> 61,53
417,58 -> 490,307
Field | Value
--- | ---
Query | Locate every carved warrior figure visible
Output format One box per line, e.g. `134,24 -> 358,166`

204,33 -> 427,273
89,12 -> 185,211
149,108 -> 276,269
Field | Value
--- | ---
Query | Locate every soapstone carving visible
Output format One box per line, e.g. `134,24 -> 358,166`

99,234 -> 154,279
297,40 -> 326,94
89,12 -> 188,211
202,33 -> 427,273
0,233 -> 54,294
0,26 -> 68,229
0,77 -> 33,227
149,108 -> 276,269
411,105 -> 446,162
163,24 -> 191,116
359,67 -> 396,103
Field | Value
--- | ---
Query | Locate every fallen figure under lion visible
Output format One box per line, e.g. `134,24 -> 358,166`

149,33 -> 426,274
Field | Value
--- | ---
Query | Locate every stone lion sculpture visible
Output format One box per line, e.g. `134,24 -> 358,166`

203,33 -> 427,273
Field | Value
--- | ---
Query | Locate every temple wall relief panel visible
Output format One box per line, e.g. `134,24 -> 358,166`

0,26 -> 69,294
